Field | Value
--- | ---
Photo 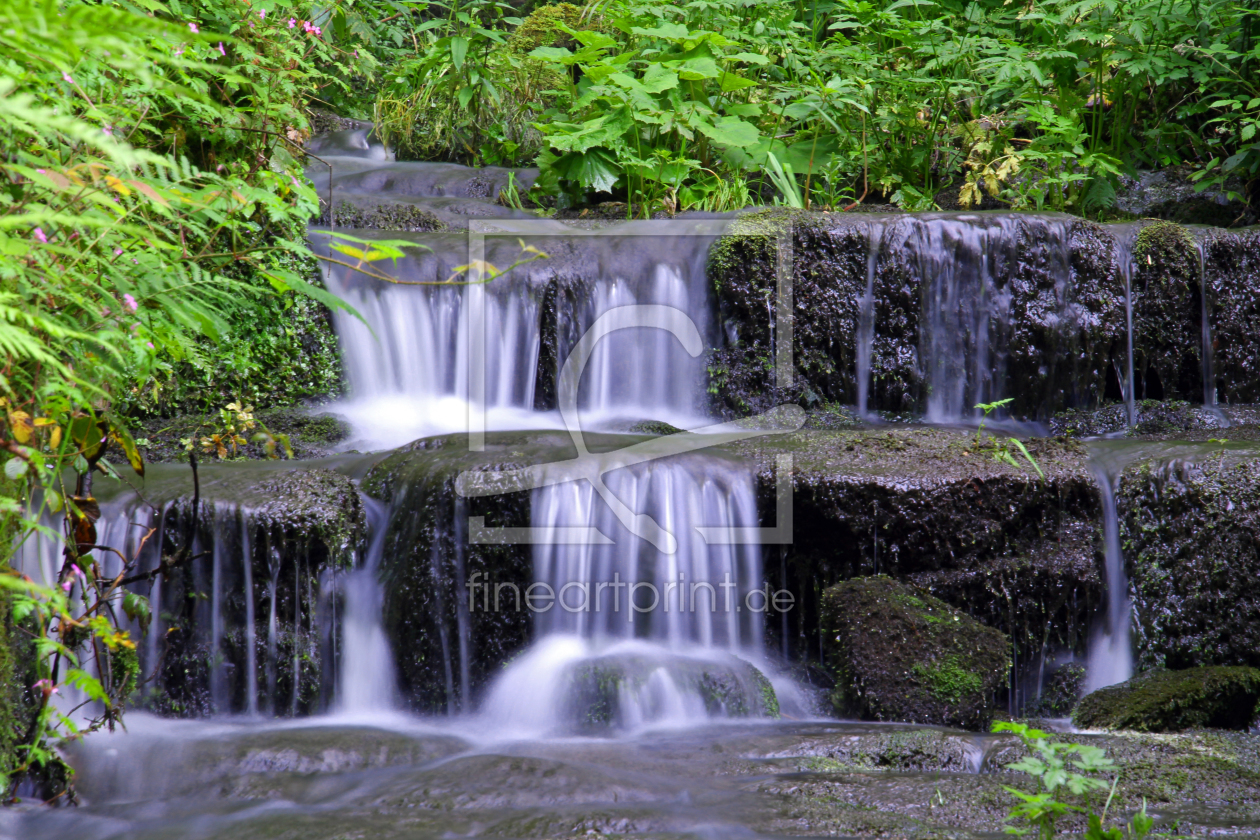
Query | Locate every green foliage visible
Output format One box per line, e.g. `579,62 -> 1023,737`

0,0 -> 397,799
976,399 -> 1045,479
994,721 -> 1155,840
371,0 -> 1260,217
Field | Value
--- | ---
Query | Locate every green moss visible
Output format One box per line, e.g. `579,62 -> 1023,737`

506,3 -> 590,54
627,420 -> 684,435
1073,667 -> 1260,732
912,657 -> 985,704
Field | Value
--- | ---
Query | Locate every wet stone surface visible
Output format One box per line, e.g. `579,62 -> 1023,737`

12,719 -> 1260,839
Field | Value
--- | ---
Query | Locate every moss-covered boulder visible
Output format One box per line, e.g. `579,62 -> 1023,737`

820,576 -> 1010,728
1073,667 -> 1260,732
1118,454 -> 1260,670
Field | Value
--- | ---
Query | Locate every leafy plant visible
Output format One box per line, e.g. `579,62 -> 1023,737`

975,399 -> 1045,479
994,721 -> 1155,840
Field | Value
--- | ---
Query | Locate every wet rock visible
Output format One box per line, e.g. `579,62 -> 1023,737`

1131,221 -> 1202,401
1114,167 -> 1257,228
146,468 -> 366,717
757,728 -> 979,774
1073,667 -> 1260,732
708,210 -> 1127,419
1118,454 -> 1260,670
1049,400 -> 1230,438
565,651 -> 778,729
318,198 -> 447,232
731,428 -> 1103,679
819,576 -> 1010,728
362,432 -> 549,713
1206,227 -> 1260,403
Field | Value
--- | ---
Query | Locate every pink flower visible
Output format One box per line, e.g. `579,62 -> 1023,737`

259,9 -> 266,18
101,306 -> 112,317
123,293 -> 138,313
114,247 -> 123,256
71,564 -> 84,579
288,17 -> 296,27
188,22 -> 198,33
218,42 -> 226,56
60,580 -> 72,593
34,679 -> 59,695
314,26 -> 322,35
146,341 -> 154,349
62,72 -> 72,84
102,125 -> 113,136
303,20 -> 313,32
174,45 -> 185,57
37,169 -> 46,175
33,228 -> 47,243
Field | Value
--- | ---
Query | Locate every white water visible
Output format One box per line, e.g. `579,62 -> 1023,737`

1084,462 -> 1134,691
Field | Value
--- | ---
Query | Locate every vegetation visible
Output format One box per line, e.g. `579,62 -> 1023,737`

995,721 -> 1155,840
374,0 -> 1260,217
0,0 -> 390,798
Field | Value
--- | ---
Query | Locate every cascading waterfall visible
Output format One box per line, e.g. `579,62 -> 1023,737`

1084,458 -> 1134,691
336,498 -> 398,713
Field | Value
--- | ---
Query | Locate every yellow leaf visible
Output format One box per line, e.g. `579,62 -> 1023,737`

105,175 -> 132,197
50,426 -> 63,449
8,411 -> 33,443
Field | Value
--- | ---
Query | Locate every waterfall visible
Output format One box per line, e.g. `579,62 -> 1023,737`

1084,458 -> 1134,691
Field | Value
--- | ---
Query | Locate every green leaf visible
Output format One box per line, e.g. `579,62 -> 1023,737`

696,116 -> 760,149
123,591 -> 151,632
450,36 -> 469,70
3,458 -> 27,480
642,63 -> 679,93
719,71 -> 757,92
672,56 -> 721,80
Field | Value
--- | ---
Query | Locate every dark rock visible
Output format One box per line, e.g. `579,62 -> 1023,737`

1114,167 -> 1257,228
1073,667 -> 1260,732
145,468 -> 366,717
730,428 -> 1103,676
627,420 -> 684,435
1049,400 -> 1230,438
1130,221 -> 1203,401
820,576 -> 1010,728
1206,227 -> 1260,403
707,209 -> 1127,419
319,198 -> 446,232
1119,454 -> 1260,670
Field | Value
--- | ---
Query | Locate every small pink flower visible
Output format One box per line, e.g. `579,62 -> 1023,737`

259,9 -> 266,18
288,17 -> 296,28
188,22 -> 198,33
62,72 -> 72,84
60,580 -> 72,593
102,125 -> 113,136
132,258 -> 139,264
249,21 -> 255,28
303,20 -> 313,32
218,42 -> 226,56
71,564 -> 84,579
114,247 -> 123,256
146,341 -> 154,349
34,679 -> 59,695
123,293 -> 138,313
174,45 -> 185,57
101,306 -> 112,317
314,26 -> 321,35
33,228 -> 47,243
37,168 -> 46,175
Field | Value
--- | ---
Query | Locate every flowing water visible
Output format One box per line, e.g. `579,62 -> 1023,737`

13,130 -> 1259,837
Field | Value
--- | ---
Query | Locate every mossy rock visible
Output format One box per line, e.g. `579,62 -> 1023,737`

821,576 -> 1010,728
1073,667 -> 1260,732
627,420 -> 683,435
1130,220 -> 1202,401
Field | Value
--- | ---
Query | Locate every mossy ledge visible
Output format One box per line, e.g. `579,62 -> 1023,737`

1073,667 -> 1260,732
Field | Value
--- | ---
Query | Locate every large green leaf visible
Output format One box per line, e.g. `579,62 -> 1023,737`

642,63 -> 679,93
696,116 -> 760,149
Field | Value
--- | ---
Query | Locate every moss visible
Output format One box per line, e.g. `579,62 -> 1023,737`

627,420 -> 683,435
321,199 -> 446,232
821,576 -> 1010,728
132,408 -> 350,463
913,656 -> 985,704
506,3 -> 590,54
1073,667 -> 1260,732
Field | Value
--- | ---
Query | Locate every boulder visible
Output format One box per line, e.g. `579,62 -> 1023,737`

820,576 -> 1010,728
1073,667 -> 1260,732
